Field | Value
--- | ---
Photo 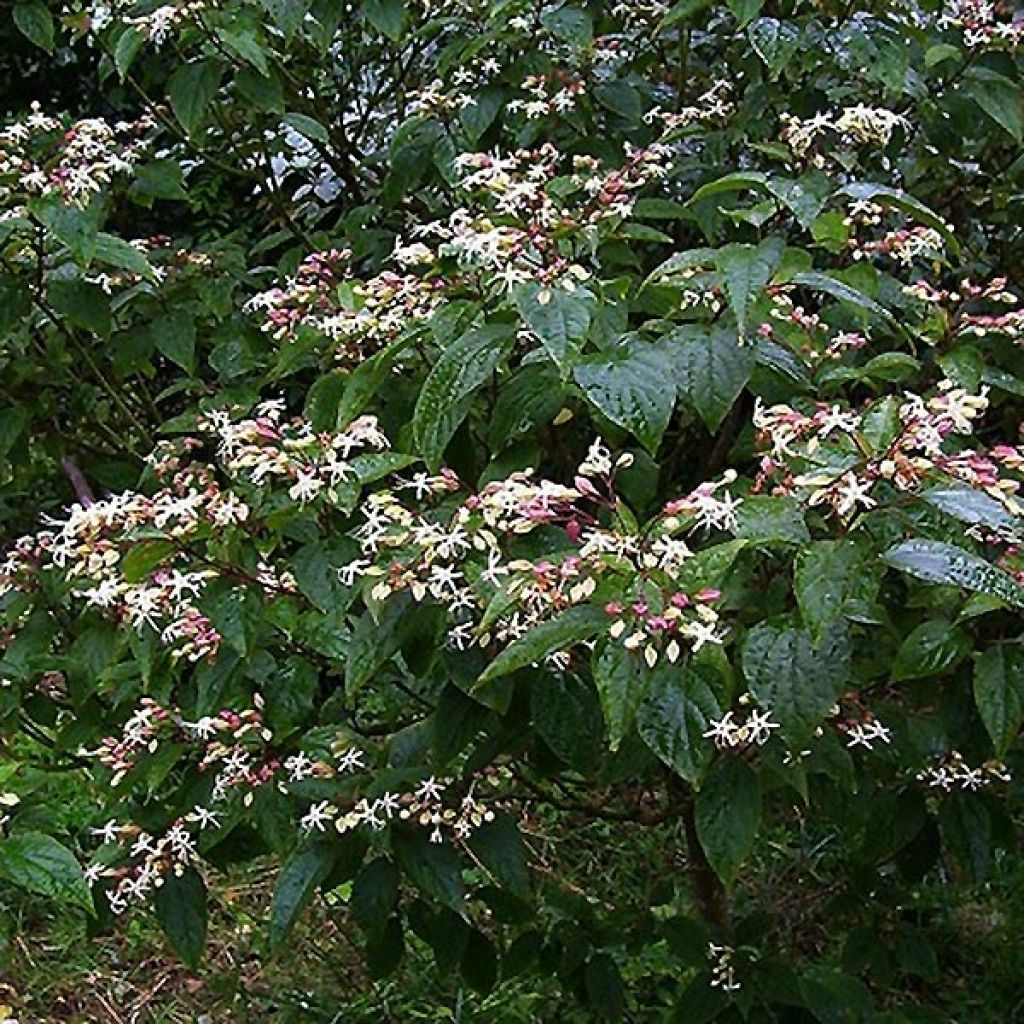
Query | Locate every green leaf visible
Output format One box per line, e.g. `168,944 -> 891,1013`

515,284 -> 593,377
671,325 -> 755,431
585,953 -> 626,1020
119,539 -> 175,583
747,17 -> 800,76
789,271 -> 898,328
689,171 -> 768,207
837,183 -> 959,257
742,623 -> 849,745
13,1 -> 54,53
0,832 -> 92,911
216,27 -> 270,75
413,324 -> 514,470
489,363 -> 566,451
540,5 -> 592,42
695,758 -> 761,885
48,280 -> 111,337
892,620 -> 970,681
800,967 -> 876,1024
151,310 -> 197,373
573,337 -> 676,454
973,644 -> 1024,757
591,640 -> 647,750
281,112 -> 329,145
93,233 -> 155,279
351,857 -> 400,931
168,61 -> 222,136
154,868 -> 207,968
921,485 -> 1018,534
468,815 -> 530,898
727,0 -> 763,26
882,540 -> 1024,609
714,239 -> 782,338
636,664 -> 721,784
133,160 -> 187,201
346,596 -> 414,697
532,672 -> 603,771
733,495 -> 808,545
794,540 -> 878,643
475,605 -> 606,687
392,829 -> 465,911
963,68 -> 1023,143
114,27 -> 146,80
461,930 -> 499,994
460,87 -> 504,141
269,840 -> 337,949
362,0 -> 406,39
33,197 -> 102,267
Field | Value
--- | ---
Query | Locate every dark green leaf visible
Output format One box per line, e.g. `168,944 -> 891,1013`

891,620 -> 970,681
742,623 -> 849,745
883,540 -> 1024,609
573,338 -> 676,454
413,324 -> 514,470
695,758 -> 761,885
671,325 -> 755,431
154,868 -> 207,968
636,664 -> 721,784
269,840 -> 337,949
168,61 -> 223,136
0,833 -> 92,911
973,644 -> 1024,757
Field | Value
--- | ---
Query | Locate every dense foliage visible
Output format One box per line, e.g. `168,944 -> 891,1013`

2,0 -> 1024,1019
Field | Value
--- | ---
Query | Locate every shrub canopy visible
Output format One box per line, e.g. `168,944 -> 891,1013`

1,0 -> 1023,1018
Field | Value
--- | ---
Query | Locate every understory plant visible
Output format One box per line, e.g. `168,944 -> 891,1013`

1,0 -> 1023,1019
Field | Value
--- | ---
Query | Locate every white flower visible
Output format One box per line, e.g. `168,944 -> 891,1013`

300,801 -> 334,832
289,470 -> 323,503
746,708 -> 780,746
415,776 -> 445,803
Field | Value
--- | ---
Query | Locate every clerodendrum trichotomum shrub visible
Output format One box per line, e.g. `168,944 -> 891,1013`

1,0 -> 1023,1019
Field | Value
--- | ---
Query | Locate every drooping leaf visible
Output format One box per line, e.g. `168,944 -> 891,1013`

636,664 -> 721,784
154,868 -> 208,968
883,540 -> 1024,609
515,284 -> 593,377
0,833 -> 92,911
269,840 -> 337,949
392,829 -> 465,911
741,622 -> 850,745
794,540 -> 879,643
167,60 -> 223,136
13,1 -> 54,53
973,644 -> 1024,757
413,324 -> 514,469
468,815 -> 531,898
573,338 -> 677,454
963,68 -> 1023,143
714,238 -> 782,337
591,640 -> 648,750
476,605 -> 606,687
695,758 -> 761,885
671,325 -> 755,431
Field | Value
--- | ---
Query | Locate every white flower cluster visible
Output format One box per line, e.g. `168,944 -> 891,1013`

702,704 -> 781,750
341,441 -> 740,670
780,104 -> 908,164
708,942 -> 741,992
916,751 -> 1012,793
0,105 -> 153,208
752,381 -> 1014,522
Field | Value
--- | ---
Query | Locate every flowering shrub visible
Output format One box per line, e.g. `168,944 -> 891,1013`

1,0 -> 1024,1018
